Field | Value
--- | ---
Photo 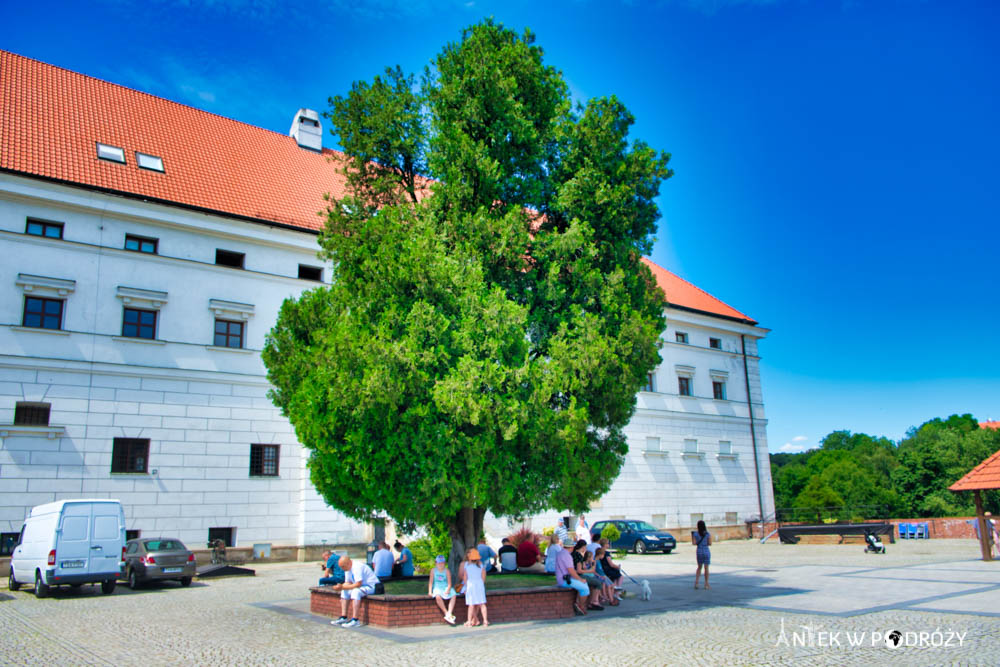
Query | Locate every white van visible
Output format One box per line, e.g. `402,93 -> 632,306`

9,499 -> 125,597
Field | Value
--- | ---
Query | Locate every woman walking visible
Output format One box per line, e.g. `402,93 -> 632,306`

693,520 -> 711,590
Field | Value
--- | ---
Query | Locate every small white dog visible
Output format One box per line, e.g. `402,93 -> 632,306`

640,579 -> 653,601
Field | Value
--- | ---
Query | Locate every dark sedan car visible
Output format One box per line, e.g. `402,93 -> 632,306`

122,538 -> 196,588
591,520 -> 677,554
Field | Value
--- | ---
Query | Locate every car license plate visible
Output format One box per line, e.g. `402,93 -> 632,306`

162,567 -> 182,573
61,560 -> 85,568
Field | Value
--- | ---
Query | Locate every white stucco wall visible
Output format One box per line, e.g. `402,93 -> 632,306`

1,172 -> 774,548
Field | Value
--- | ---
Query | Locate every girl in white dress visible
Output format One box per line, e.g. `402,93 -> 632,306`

462,548 -> 488,627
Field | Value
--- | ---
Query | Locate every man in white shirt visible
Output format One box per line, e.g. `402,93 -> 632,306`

330,556 -> 381,628
371,541 -> 394,578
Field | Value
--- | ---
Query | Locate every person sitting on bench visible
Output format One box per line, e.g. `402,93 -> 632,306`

329,556 -> 381,628
318,550 -> 345,586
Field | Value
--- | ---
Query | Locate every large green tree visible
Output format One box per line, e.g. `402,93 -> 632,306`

263,20 -> 672,569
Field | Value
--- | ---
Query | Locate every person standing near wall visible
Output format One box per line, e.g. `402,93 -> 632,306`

693,520 -> 712,590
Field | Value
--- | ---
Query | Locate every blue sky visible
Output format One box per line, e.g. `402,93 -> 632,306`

6,1 -> 999,452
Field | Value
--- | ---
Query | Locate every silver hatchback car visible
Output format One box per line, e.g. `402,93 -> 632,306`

123,538 -> 196,589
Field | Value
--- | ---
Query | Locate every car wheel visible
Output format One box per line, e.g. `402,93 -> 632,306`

180,577 -> 192,587
34,572 -> 49,598
634,540 -> 647,555
8,569 -> 21,591
128,569 -> 140,590
101,579 -> 116,595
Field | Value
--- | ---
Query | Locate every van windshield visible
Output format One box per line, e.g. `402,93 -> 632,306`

145,540 -> 186,551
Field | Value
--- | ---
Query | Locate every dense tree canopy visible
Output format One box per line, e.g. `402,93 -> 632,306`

263,20 -> 673,567
771,415 -> 1000,519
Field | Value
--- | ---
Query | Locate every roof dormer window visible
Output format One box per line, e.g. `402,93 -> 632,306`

96,142 -> 126,163
136,152 -> 164,172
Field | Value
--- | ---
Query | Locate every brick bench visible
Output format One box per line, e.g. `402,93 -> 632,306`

310,584 -> 577,628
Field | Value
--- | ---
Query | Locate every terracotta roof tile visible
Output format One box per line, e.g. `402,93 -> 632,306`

2,50 -> 757,325
949,448 -> 1000,492
1,50 -> 346,231
980,421 -> 1000,430
641,257 -> 756,324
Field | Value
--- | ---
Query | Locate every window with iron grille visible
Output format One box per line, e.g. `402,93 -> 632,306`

14,402 -> 51,426
214,319 -> 244,348
22,296 -> 64,330
250,444 -> 279,477
125,234 -> 158,254
111,438 -> 149,473
678,376 -> 692,396
122,308 -> 157,339
26,218 -> 63,239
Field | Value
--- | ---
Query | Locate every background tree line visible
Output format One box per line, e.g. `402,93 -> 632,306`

771,414 -> 1000,518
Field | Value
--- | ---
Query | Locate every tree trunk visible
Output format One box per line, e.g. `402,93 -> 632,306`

447,506 -> 485,580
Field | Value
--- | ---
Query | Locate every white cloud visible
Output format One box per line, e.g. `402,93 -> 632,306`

778,435 -> 813,453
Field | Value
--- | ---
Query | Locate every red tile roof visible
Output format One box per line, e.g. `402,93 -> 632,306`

949,448 -> 1000,492
980,421 -> 1000,430
1,50 -> 757,325
1,50 -> 346,231
642,258 -> 756,324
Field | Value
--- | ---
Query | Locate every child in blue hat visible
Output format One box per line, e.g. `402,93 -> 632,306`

428,555 -> 457,625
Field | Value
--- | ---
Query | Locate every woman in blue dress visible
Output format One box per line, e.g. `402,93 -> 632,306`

693,520 -> 712,590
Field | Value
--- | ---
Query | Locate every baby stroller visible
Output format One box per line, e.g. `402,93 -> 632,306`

864,531 -> 885,554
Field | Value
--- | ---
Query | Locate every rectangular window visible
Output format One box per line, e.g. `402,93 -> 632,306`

652,514 -> 666,529
0,532 -> 20,556
22,296 -> 64,330
675,332 -> 689,344
96,142 -> 126,163
26,218 -> 64,239
214,319 -> 244,348
135,152 -> 164,172
709,337 -> 721,349
643,373 -> 655,392
125,529 -> 141,541
208,527 -> 234,547
125,234 -> 158,254
250,444 -> 280,477
713,381 -> 727,400
215,249 -> 245,269
725,512 -> 739,525
678,376 -> 692,396
645,436 -> 660,452
122,308 -> 157,339
298,264 -> 323,281
14,402 -> 51,426
111,438 -> 149,474
690,513 -> 704,526
684,438 -> 698,454
719,440 -> 732,455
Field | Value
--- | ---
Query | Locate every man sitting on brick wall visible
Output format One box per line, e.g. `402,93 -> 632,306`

498,538 -> 518,573
330,556 -> 381,628
318,550 -> 345,586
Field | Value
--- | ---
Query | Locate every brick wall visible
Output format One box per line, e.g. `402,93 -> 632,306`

890,517 -> 981,539
310,585 -> 576,628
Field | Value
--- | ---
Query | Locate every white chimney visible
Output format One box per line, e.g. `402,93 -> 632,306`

290,108 -> 322,152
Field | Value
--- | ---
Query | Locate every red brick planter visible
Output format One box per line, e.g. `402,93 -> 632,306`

310,585 -> 577,628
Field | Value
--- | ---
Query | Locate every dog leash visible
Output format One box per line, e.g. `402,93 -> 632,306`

618,567 -> 642,586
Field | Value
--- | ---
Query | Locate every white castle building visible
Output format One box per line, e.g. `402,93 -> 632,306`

0,51 -> 773,554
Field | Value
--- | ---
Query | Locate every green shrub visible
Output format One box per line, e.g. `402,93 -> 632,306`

601,523 -> 621,543
408,529 -> 452,574
542,526 -> 555,536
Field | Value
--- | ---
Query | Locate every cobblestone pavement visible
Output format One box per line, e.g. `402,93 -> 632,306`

1,540 -> 997,666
